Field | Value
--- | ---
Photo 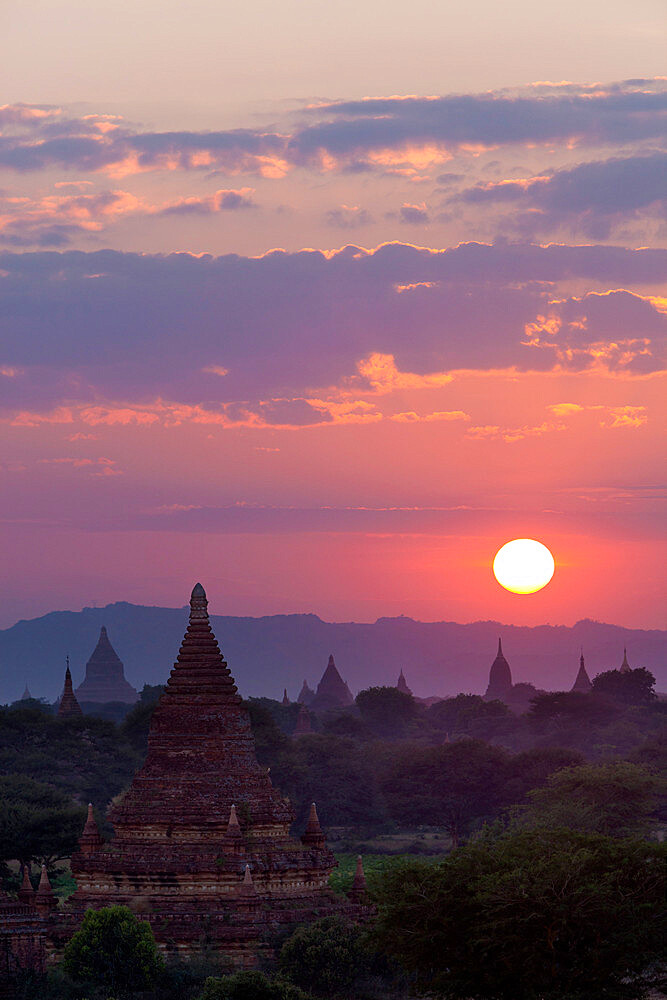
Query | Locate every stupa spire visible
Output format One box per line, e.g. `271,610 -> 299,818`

484,638 -> 512,703
58,658 -> 83,717
21,683 -> 32,701
239,863 -> 257,897
78,803 -> 104,854
348,854 -> 367,902
282,688 -> 290,705
34,864 -> 57,913
18,864 -> 35,905
301,801 -> 326,850
571,650 -> 592,694
620,647 -> 631,673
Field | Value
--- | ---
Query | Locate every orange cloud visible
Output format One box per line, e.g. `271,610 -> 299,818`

356,353 -> 453,394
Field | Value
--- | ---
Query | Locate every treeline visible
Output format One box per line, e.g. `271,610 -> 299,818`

0,669 -> 664,878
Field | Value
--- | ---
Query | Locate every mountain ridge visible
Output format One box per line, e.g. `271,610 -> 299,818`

1,601 -> 664,705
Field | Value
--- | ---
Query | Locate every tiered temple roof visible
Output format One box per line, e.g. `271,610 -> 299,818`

69,583 -> 363,962
75,626 -> 138,704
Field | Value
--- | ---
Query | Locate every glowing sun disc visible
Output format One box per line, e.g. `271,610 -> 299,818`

493,538 -> 555,594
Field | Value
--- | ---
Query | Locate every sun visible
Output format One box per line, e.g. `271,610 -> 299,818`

493,538 -> 555,594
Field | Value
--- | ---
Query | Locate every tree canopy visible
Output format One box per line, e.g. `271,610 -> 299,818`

373,829 -> 666,1000
62,905 -> 164,996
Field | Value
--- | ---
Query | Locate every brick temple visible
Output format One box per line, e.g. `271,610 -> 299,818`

67,583 -> 365,963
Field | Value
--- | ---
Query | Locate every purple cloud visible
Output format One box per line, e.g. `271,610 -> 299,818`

0,242 -> 665,420
458,153 -> 667,237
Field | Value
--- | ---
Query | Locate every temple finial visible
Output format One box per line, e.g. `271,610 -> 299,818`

224,803 -> 244,855
189,583 -> 209,622
498,637 -> 502,655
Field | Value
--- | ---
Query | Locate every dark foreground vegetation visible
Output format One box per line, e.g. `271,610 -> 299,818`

1,666 -> 665,998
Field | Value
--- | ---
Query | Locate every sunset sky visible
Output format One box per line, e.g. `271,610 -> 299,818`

1,2 -> 665,630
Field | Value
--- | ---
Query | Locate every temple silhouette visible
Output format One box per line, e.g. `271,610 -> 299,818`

65,584 -> 366,961
76,626 -> 138,704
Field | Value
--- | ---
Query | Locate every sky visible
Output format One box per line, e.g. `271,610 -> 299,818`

0,2 -> 665,630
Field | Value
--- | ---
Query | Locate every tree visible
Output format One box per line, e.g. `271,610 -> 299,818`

521,761 -> 665,837
0,775 -> 85,870
62,905 -> 164,996
199,970 -> 311,1000
380,739 -> 508,845
592,668 -> 656,706
355,687 -> 419,739
373,829 -> 666,1000
279,916 -> 373,998
428,694 -> 512,741
502,747 -> 585,805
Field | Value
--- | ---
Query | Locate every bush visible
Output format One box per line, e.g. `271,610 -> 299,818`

199,970 -> 312,1000
279,916 -> 373,998
62,905 -> 164,996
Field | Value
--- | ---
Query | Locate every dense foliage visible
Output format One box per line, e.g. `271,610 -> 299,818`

62,905 -> 164,996
373,829 -> 666,1000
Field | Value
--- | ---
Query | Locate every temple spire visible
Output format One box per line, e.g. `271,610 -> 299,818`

282,688 -> 290,706
58,658 -> 83,717
21,683 -> 32,701
348,855 -> 367,902
78,803 -> 104,854
34,864 -> 57,913
571,650 -> 592,694
224,804 -> 244,855
620,647 -> 631,673
18,864 -> 35,905
239,863 -> 257,897
301,801 -> 326,850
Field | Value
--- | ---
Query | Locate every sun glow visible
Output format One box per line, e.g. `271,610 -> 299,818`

493,538 -> 555,594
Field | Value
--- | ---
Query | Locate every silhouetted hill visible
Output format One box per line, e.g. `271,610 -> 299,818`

1,603 -> 664,705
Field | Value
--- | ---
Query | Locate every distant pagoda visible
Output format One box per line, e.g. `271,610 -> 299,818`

75,626 -> 138,704
484,638 -> 513,702
310,655 -> 354,713
57,660 -> 83,717
69,584 -> 361,961
297,680 -> 315,705
396,670 -> 412,697
21,683 -> 32,701
571,651 -> 592,693
619,648 -> 631,674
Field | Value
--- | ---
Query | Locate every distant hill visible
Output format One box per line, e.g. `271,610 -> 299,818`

0,602 -> 664,705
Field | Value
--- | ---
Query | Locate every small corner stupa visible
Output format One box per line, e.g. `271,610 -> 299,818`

310,655 -> 354,713
57,659 -> 83,717
396,670 -> 412,696
69,583 -> 364,962
75,626 -> 138,704
571,651 -> 592,693
484,638 -> 513,703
